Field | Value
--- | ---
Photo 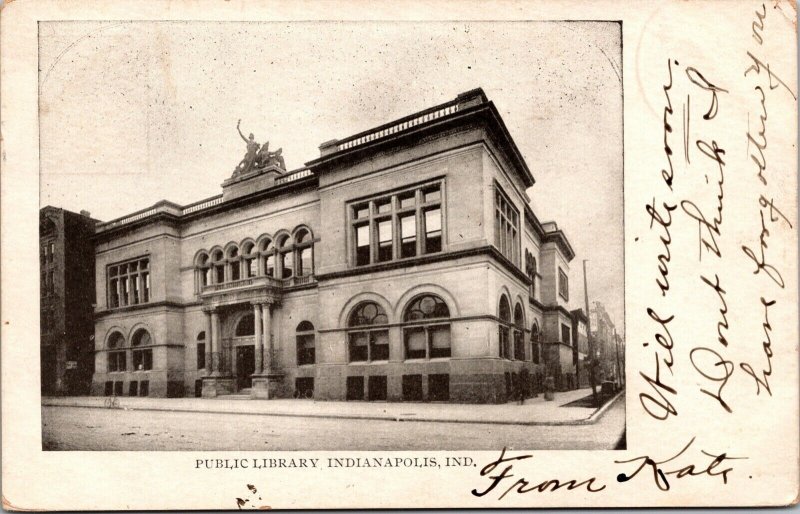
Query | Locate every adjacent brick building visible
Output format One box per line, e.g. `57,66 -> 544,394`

89,89 -> 588,403
40,206 -> 97,395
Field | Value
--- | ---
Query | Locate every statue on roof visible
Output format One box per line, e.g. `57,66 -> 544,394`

234,120 -> 261,176
233,120 -> 287,177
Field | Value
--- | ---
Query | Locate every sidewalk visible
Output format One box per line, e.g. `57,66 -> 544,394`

43,387 -> 623,426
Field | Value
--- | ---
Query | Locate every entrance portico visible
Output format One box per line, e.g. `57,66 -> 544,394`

200,277 -> 283,398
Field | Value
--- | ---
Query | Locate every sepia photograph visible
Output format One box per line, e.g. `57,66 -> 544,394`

38,20 -> 624,451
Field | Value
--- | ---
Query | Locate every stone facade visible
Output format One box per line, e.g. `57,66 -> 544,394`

90,88 -> 585,403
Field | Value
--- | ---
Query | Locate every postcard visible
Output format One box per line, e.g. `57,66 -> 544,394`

1,0 -> 797,509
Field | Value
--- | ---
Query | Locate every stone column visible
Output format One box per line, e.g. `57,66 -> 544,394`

204,309 -> 213,375
210,308 -> 221,375
262,303 -> 272,373
253,302 -> 263,374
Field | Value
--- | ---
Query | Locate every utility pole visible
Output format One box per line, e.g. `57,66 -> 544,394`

614,327 -> 622,390
582,259 -> 599,407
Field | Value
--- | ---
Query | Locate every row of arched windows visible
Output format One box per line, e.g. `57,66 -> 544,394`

194,227 -> 313,289
347,294 -> 451,362
199,293 -> 453,365
498,293 -> 541,363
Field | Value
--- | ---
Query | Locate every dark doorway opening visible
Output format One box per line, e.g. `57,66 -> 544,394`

402,374 -> 423,401
346,376 -> 364,400
428,374 -> 449,401
236,345 -> 255,390
195,379 -> 203,397
295,377 -> 315,399
368,376 -> 387,401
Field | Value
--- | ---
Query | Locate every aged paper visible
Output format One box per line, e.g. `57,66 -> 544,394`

1,0 -> 797,509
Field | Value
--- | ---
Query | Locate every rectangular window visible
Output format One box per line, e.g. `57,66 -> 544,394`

139,380 -> 149,397
197,343 -> 206,369
429,325 -> 451,358
108,351 -> 126,372
424,208 -> 441,254
104,381 -> 113,396
350,181 -> 443,266
369,331 -> 390,361
348,333 -> 368,362
561,323 -> 572,344
499,326 -> 510,359
368,376 -> 388,401
297,334 -> 315,366
404,327 -> 427,359
423,185 -> 441,203
107,257 -> 150,308
346,376 -> 364,401
354,204 -> 369,220
402,374 -> 423,401
399,213 -> 417,258
355,224 -> 370,266
114,381 -> 124,396
375,199 -> 391,214
133,349 -> 153,371
428,374 -> 450,401
230,261 -> 241,281
399,192 -> 415,209
377,219 -> 392,262
128,381 -> 138,397
494,186 -> 520,266
558,269 -> 569,301
47,271 -> 54,295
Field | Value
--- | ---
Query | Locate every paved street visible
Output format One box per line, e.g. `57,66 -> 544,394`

42,398 -> 625,451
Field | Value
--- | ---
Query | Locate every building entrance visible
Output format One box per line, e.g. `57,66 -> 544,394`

236,345 -> 255,390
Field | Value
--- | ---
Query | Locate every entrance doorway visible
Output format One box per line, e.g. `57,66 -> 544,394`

236,345 -> 255,390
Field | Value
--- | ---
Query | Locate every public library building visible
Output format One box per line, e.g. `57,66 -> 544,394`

91,88 -> 581,403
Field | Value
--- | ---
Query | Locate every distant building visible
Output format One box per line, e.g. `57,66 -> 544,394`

571,308 -> 590,388
89,89 -> 582,403
40,206 -> 98,395
589,301 -> 620,384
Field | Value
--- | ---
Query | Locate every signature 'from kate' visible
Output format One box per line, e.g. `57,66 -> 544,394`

615,437 -> 746,491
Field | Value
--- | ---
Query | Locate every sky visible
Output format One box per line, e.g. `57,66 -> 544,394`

38,20 -> 623,334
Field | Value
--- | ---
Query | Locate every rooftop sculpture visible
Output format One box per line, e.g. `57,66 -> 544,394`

233,120 -> 286,177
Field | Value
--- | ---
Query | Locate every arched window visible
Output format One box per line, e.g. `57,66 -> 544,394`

296,321 -> 315,365
403,294 -> 451,359
241,242 -> 256,278
259,239 -> 275,278
131,329 -> 153,371
107,332 -> 127,373
277,235 -> 292,279
498,295 -> 511,359
531,323 -> 541,364
196,331 -> 207,370
227,245 -> 240,281
347,302 -> 389,362
196,252 -> 211,290
235,314 -> 255,337
294,228 -> 313,277
107,331 -> 125,349
513,303 -> 525,360
211,249 -> 225,284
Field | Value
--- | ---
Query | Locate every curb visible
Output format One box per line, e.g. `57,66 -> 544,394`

42,391 -> 624,427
